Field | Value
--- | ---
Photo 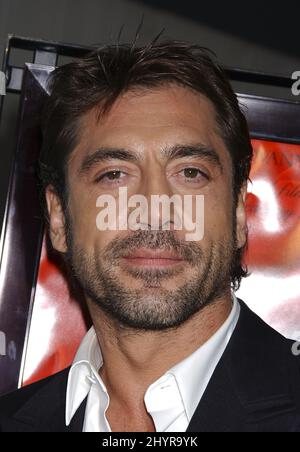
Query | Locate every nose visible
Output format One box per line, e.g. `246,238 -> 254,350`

133,170 -> 179,231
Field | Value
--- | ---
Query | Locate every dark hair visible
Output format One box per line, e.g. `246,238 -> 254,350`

39,39 -> 253,290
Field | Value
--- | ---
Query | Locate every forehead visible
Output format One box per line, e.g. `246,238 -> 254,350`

70,84 -> 230,167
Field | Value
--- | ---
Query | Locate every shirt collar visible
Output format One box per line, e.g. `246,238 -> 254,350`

165,294 -> 240,420
66,294 -> 240,427
65,328 -> 104,426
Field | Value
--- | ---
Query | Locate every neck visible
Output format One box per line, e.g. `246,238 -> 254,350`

87,292 -> 233,408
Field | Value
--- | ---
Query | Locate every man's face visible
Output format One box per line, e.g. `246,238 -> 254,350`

47,84 -> 247,330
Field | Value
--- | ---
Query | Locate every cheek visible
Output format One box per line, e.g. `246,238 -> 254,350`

68,190 -> 102,247
202,189 -> 234,241
69,192 -> 126,255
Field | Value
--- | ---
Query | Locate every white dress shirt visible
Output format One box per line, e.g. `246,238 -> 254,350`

66,295 -> 240,432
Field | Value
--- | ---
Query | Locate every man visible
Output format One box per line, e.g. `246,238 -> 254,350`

1,40 -> 300,432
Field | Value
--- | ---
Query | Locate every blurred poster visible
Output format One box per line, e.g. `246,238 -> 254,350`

21,244 -> 90,386
21,139 -> 300,386
237,139 -> 300,340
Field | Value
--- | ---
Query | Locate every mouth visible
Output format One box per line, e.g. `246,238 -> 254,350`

122,247 -> 185,268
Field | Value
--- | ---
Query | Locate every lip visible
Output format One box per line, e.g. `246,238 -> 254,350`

123,248 -> 184,267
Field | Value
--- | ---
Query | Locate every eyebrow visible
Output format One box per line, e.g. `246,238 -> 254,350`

162,144 -> 223,172
78,143 -> 223,176
78,148 -> 140,176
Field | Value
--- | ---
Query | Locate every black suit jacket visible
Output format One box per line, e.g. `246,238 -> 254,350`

1,301 -> 300,432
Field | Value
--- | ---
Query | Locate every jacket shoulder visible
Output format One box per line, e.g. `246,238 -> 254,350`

231,302 -> 300,429
188,302 -> 300,432
0,368 -> 70,431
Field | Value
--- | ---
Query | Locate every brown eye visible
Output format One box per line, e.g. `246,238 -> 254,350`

184,168 -> 202,179
106,171 -> 122,180
96,170 -> 124,183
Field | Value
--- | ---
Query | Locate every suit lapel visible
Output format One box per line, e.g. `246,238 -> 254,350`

67,397 -> 87,432
10,367 -> 84,432
186,357 -> 246,432
187,301 -> 298,432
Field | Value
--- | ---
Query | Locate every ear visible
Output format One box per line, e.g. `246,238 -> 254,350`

45,186 -> 68,253
236,183 -> 248,250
